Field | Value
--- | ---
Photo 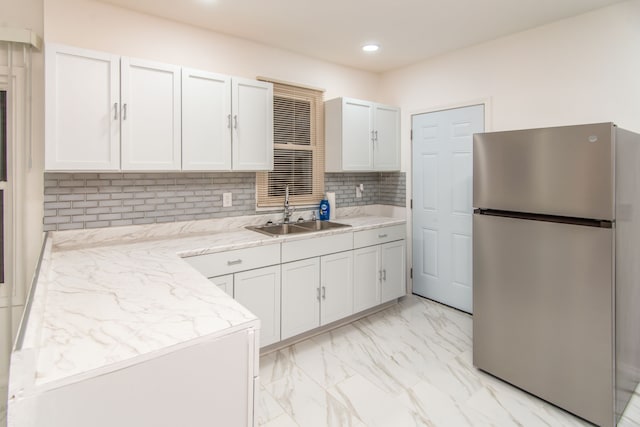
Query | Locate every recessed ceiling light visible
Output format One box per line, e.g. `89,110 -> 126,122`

362,44 -> 380,53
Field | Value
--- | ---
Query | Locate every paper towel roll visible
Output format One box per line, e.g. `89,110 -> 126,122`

326,192 -> 336,220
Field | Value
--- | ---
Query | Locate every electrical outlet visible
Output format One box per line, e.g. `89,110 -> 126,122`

223,192 -> 232,207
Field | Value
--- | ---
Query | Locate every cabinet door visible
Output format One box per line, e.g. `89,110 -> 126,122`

373,104 -> 400,171
380,241 -> 406,303
182,68 -> 232,171
320,251 -> 354,325
353,246 -> 380,313
234,265 -> 281,347
209,274 -> 234,297
231,78 -> 273,171
281,258 -> 320,340
45,44 -> 120,170
121,57 -> 181,170
342,98 -> 374,170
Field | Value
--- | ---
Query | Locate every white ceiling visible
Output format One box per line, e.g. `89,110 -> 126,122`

97,0 -> 624,73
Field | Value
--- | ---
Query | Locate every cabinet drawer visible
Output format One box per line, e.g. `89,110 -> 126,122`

183,244 -> 280,278
281,232 -> 353,263
353,224 -> 405,248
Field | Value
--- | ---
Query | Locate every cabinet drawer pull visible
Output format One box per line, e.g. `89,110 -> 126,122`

371,130 -> 375,143
322,286 -> 326,299
317,287 -> 321,301
227,114 -> 231,129
122,103 -> 128,120
378,233 -> 388,238
375,130 -> 379,141
114,102 -> 118,120
382,269 -> 387,281
227,259 -> 242,266
233,115 -> 238,129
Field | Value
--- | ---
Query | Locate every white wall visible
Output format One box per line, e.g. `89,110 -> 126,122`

381,0 -> 640,293
382,0 -> 640,173
43,0 -> 382,102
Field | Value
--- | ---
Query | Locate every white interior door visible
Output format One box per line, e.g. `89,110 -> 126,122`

411,104 -> 484,313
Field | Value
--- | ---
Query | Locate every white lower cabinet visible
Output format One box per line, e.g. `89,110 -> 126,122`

320,251 -> 354,325
16,328 -> 258,427
380,241 -> 406,303
210,274 -> 234,297
353,239 -> 406,313
234,266 -> 281,347
281,251 -> 354,340
184,224 -> 405,349
353,246 -> 381,313
281,258 -> 320,340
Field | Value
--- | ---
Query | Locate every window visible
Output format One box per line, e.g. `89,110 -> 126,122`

256,80 -> 324,207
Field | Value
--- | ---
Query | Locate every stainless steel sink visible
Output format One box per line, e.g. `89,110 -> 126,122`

246,220 -> 350,237
294,220 -> 351,232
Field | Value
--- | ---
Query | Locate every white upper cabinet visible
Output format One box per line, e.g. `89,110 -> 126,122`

325,97 -> 400,172
45,43 -> 273,172
341,99 -> 374,171
232,78 -> 273,171
45,44 -> 120,171
372,104 -> 401,170
121,58 -> 181,171
181,69 -> 232,171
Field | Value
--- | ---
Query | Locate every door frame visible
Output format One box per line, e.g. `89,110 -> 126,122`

407,98 -> 492,294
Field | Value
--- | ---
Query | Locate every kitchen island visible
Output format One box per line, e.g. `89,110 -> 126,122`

7,208 -> 405,427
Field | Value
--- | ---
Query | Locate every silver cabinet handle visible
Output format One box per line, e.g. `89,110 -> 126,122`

378,270 -> 382,281
382,269 -> 386,281
378,234 -> 388,238
317,287 -> 321,301
227,259 -> 242,266
122,104 -> 127,120
227,114 -> 231,129
322,286 -> 326,300
114,102 -> 118,120
233,115 -> 238,129
375,130 -> 379,141
371,130 -> 375,143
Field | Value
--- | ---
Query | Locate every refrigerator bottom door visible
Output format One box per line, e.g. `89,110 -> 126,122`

473,213 -> 614,427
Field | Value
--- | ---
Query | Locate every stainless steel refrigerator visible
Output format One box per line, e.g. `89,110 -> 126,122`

473,123 -> 640,427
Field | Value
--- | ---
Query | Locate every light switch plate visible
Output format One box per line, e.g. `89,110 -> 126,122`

223,192 -> 232,207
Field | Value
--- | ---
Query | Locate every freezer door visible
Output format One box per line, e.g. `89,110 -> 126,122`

473,123 -> 614,220
473,213 -> 614,427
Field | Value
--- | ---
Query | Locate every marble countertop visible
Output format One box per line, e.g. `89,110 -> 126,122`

11,209 -> 405,394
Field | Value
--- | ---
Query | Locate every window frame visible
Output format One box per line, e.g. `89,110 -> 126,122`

256,79 -> 325,208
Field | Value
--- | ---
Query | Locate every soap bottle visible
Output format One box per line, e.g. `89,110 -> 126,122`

319,198 -> 330,221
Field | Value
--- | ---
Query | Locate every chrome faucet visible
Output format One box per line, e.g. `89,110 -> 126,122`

283,184 -> 294,223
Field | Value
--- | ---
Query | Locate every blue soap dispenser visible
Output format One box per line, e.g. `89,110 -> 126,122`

319,197 -> 330,221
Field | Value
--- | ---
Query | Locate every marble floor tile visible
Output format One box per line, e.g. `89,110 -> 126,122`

327,374 -> 423,427
290,338 -> 357,389
310,323 -> 421,395
256,384 -> 287,426
396,379 -> 494,427
264,364 -> 363,427
619,390 -> 640,427
260,347 -> 297,386
259,412 -> 299,427
256,294 -> 640,427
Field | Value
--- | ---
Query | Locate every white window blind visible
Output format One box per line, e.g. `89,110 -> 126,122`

256,79 -> 324,207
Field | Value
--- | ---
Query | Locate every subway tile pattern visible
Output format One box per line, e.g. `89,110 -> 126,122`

43,172 -> 256,231
257,294 -> 640,427
325,172 -> 406,208
43,172 -> 406,231
379,172 -> 407,207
